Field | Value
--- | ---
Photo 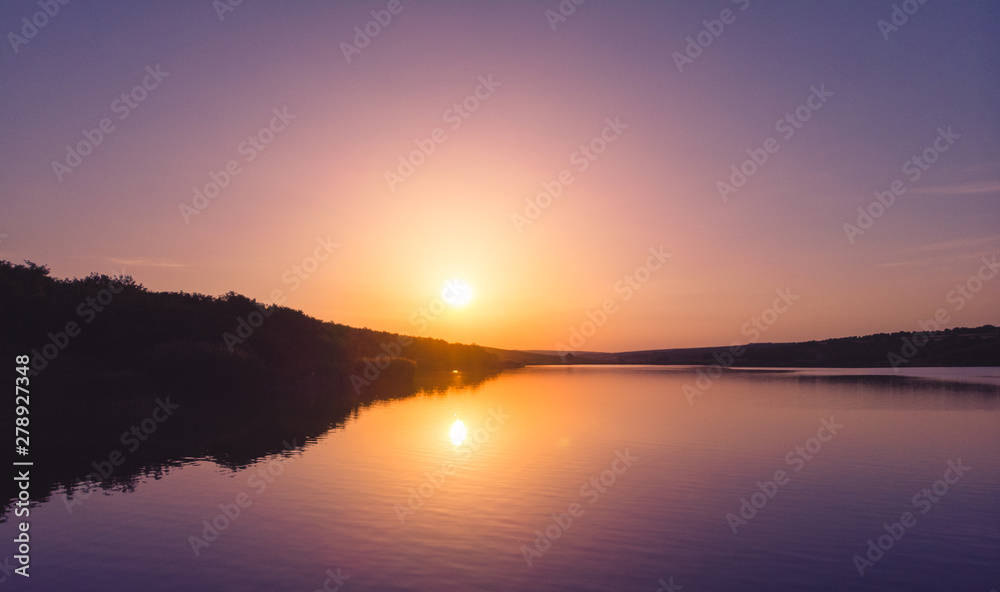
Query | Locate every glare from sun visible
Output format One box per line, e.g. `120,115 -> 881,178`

449,419 -> 467,445
441,278 -> 474,307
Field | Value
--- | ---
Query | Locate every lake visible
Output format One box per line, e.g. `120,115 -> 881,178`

4,366 -> 1000,591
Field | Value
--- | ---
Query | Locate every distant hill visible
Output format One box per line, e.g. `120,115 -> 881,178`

480,347 -> 564,366
561,327 -> 999,368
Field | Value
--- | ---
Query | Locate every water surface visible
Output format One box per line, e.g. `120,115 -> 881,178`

4,366 -> 999,591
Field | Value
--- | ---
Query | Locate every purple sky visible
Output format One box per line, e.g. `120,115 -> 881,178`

1,0 -> 998,351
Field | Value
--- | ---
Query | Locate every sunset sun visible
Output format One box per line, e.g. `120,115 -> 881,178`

441,278 -> 474,307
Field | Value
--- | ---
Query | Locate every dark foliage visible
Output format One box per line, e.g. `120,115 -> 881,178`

0,259 -> 506,409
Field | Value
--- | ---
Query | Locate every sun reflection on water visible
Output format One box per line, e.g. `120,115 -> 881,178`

449,419 -> 467,446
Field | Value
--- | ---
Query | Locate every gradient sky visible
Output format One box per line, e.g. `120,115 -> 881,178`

1,0 -> 998,351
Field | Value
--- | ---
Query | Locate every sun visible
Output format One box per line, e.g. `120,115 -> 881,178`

441,278 -> 474,307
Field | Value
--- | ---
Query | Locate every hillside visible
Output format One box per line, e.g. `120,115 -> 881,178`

0,260 -> 558,409
566,327 -> 999,368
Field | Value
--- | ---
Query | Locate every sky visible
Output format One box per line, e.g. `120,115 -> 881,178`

1,0 -> 998,352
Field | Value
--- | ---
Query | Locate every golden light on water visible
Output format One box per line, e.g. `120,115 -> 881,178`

449,419 -> 467,446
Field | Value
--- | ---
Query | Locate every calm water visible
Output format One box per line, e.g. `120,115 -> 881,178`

4,366 -> 1000,591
